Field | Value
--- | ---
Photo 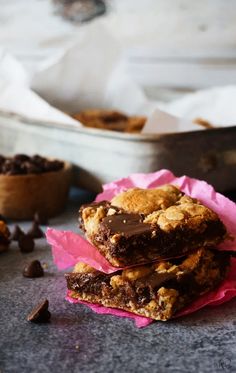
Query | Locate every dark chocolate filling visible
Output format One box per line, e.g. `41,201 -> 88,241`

96,218 -> 226,266
65,250 -> 230,312
101,213 -> 149,237
79,200 -> 227,266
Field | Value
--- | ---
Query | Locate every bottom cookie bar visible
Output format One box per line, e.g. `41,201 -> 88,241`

65,248 -> 230,321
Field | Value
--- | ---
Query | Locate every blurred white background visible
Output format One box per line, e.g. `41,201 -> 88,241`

1,0 -> 236,100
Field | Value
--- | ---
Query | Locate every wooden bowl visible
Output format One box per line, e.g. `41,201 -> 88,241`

0,161 -> 72,220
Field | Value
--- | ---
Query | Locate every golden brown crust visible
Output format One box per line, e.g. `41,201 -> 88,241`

73,262 -> 96,274
79,185 -> 227,267
111,185 -> 183,215
144,195 -> 219,232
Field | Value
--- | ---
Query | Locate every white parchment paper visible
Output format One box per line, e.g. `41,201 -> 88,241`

0,23 -> 236,134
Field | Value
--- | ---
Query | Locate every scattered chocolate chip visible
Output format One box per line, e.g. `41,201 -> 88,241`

27,222 -> 44,239
19,234 -> 35,253
11,225 -> 25,241
34,212 -> 48,226
23,260 -> 44,278
0,214 -> 7,223
27,299 -> 51,323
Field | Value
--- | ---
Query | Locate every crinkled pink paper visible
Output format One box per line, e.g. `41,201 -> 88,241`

46,169 -> 236,327
46,228 -> 120,274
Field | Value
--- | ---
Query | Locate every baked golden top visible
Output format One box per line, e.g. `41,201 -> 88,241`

111,185 -> 182,215
79,185 -> 227,266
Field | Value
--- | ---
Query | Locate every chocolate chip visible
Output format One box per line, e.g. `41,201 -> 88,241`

27,299 -> 51,323
0,214 -> 7,223
11,225 -> 24,241
0,155 -> 5,163
34,212 -> 48,226
0,156 -> 5,172
44,160 -> 64,172
23,260 -> 44,278
31,154 -> 44,164
0,154 -> 64,175
2,160 -> 22,175
27,222 -> 44,239
14,154 -> 30,162
25,162 -> 43,174
0,154 -> 63,175
19,234 -> 35,253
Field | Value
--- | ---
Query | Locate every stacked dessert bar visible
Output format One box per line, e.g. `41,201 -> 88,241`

65,185 -> 230,321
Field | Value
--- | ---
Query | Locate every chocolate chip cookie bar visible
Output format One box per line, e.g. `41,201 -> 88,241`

79,185 -> 227,267
66,248 -> 230,321
72,109 -> 146,133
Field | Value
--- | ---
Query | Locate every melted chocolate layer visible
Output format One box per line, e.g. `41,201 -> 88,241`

101,213 -> 151,236
65,249 -> 231,320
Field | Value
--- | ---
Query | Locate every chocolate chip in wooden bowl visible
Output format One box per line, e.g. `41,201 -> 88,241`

13,154 -> 30,162
24,162 -> 43,174
27,222 -> 44,239
11,225 -> 25,241
23,260 -> 44,278
34,212 -> 49,226
27,299 -> 51,323
19,234 -> 35,253
44,159 -> 64,172
2,159 -> 22,175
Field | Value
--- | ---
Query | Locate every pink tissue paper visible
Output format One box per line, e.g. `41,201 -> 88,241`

46,169 -> 236,327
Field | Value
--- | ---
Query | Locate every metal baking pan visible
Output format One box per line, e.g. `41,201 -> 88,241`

0,111 -> 236,192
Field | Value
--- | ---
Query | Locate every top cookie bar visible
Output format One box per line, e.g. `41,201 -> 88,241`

79,185 -> 227,267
